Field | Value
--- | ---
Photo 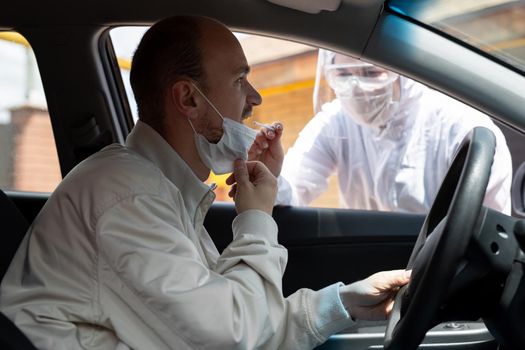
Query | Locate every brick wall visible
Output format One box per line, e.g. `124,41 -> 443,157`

10,106 -> 61,192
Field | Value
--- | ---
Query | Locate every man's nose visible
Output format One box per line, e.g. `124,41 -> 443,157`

246,83 -> 262,106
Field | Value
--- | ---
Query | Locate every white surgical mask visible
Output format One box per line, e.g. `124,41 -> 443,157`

189,83 -> 257,174
337,81 -> 399,129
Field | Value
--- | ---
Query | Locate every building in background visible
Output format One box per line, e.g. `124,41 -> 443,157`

0,35 -> 59,193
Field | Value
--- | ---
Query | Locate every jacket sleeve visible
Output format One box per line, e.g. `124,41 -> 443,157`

96,193 -> 352,349
278,110 -> 339,206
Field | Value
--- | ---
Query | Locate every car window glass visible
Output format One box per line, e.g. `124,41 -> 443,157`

109,27 -> 516,214
387,0 -> 525,73
110,27 -> 147,123
110,27 -> 342,208
0,32 -> 60,193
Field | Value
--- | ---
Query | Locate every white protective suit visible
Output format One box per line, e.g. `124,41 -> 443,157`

0,121 -> 355,350
279,76 -> 512,214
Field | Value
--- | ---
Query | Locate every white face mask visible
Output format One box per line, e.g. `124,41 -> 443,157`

189,83 -> 257,175
337,81 -> 399,129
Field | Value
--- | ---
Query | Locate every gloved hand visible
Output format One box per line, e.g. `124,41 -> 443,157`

339,270 -> 411,321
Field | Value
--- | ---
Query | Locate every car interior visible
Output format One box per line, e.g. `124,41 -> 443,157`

1,0 -> 525,349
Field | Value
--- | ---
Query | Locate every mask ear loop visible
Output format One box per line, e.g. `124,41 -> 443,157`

188,81 -> 225,135
190,82 -> 225,122
187,117 -> 197,133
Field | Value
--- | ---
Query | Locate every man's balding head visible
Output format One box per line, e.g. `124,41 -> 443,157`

130,15 -> 230,128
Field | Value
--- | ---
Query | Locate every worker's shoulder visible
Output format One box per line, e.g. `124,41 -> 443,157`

424,89 -> 495,128
319,99 -> 343,118
314,99 -> 348,127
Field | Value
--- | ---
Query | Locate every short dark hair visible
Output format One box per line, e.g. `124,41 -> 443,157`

130,16 -> 205,127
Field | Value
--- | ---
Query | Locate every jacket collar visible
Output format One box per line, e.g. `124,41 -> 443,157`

126,120 -> 214,224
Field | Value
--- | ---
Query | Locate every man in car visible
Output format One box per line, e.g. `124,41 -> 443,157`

271,50 -> 512,213
0,15 -> 410,349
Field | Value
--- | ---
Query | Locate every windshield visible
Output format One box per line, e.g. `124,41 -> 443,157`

387,0 -> 525,73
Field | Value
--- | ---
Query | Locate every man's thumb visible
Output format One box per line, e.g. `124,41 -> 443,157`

233,159 -> 249,185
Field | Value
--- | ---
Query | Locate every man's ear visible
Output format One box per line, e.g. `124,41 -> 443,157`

170,80 -> 199,120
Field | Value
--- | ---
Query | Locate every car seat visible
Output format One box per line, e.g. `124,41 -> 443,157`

0,312 -> 39,350
0,189 -> 38,349
0,189 -> 29,280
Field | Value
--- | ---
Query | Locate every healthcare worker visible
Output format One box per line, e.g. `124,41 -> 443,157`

278,50 -> 512,214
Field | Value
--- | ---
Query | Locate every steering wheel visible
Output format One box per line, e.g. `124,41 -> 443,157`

384,127 -> 497,350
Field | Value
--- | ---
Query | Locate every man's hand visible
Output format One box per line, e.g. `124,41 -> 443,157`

226,159 -> 277,215
339,270 -> 411,321
248,122 -> 284,177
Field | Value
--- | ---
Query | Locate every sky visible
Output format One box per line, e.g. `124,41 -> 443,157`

0,40 -> 46,123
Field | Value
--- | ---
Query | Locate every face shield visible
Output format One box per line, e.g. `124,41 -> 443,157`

313,49 -> 400,129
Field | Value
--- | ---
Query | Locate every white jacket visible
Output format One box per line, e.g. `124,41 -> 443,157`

1,121 -> 354,350
279,78 -> 512,214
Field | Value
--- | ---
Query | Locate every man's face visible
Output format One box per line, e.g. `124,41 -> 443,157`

195,23 -> 262,143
